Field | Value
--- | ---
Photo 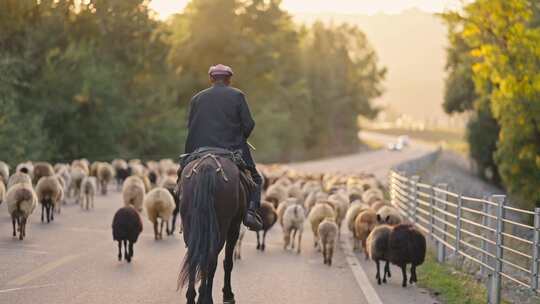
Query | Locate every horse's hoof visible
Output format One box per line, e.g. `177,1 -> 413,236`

223,297 -> 235,304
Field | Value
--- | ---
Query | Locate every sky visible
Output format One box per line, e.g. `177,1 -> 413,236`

149,0 -> 463,19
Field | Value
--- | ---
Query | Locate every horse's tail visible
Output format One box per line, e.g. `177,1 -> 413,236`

178,162 -> 219,289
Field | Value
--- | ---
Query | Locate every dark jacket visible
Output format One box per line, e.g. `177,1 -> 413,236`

184,83 -> 255,153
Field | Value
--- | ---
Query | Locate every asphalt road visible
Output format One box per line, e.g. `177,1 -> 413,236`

0,133 -> 438,304
290,131 -> 435,182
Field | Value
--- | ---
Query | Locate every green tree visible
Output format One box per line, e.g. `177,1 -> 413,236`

444,0 -> 540,207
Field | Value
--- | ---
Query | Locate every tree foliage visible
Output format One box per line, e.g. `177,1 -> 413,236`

442,0 -> 540,207
0,0 -> 385,165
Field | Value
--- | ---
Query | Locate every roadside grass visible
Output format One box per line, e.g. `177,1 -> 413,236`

417,251 -> 491,304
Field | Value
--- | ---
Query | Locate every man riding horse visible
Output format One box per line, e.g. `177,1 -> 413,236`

182,64 -> 263,231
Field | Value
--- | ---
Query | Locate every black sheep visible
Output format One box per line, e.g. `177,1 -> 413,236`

388,224 -> 426,287
112,206 -> 143,263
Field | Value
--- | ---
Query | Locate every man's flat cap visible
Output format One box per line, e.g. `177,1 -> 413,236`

208,64 -> 233,76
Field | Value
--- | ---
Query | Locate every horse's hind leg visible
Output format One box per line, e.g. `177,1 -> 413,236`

203,259 -> 218,304
256,231 -> 261,250
223,229 -> 239,303
186,270 -> 196,304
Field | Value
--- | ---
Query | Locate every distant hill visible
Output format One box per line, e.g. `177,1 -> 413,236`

293,9 -> 449,120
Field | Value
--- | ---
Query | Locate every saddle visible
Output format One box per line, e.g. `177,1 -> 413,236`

178,147 -> 256,192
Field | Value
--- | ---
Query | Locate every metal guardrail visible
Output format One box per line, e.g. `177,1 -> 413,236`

389,170 -> 540,304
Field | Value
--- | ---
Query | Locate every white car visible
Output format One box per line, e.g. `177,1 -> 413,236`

397,135 -> 410,147
387,142 -> 402,151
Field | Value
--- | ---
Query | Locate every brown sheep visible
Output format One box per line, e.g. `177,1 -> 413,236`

354,209 -> 377,259
256,201 -> 278,252
345,201 -> 370,250
32,162 -> 54,185
97,163 -> 115,195
36,176 -> 62,223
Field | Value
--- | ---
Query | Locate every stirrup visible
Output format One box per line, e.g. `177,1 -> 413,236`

244,209 -> 263,231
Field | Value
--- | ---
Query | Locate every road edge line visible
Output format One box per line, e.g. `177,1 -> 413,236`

340,239 -> 384,304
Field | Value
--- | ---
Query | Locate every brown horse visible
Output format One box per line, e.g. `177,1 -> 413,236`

178,154 -> 247,304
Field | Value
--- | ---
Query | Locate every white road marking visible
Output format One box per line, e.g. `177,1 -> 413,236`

0,283 -> 57,294
340,238 -> 384,304
6,254 -> 80,286
0,248 -> 48,255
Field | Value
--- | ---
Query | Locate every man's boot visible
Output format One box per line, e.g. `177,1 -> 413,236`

244,200 -> 263,231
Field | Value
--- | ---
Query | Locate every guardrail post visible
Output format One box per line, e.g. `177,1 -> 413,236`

429,186 -> 435,240
488,195 -> 505,304
455,194 -> 462,255
481,199 -> 489,278
436,183 -> 448,263
411,175 -> 420,224
531,207 -> 540,291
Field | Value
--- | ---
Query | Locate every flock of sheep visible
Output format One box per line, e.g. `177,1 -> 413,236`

0,158 -> 426,288
245,165 -> 427,288
0,159 -> 180,263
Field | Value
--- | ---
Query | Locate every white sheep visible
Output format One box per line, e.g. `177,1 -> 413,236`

144,187 -> 175,240
36,176 -> 62,223
328,193 -> 349,239
304,190 -> 328,214
53,175 -> 66,213
376,206 -> 403,226
16,161 -> 34,177
362,188 -> 384,205
80,176 -> 97,210
69,166 -> 88,203
6,182 -> 37,240
8,172 -> 32,189
234,225 -> 247,260
264,183 -> 288,208
318,217 -> 338,266
0,180 -> 5,206
308,201 -> 336,250
0,161 -> 9,186
282,204 -> 306,253
122,176 -> 146,212
277,197 -> 299,227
